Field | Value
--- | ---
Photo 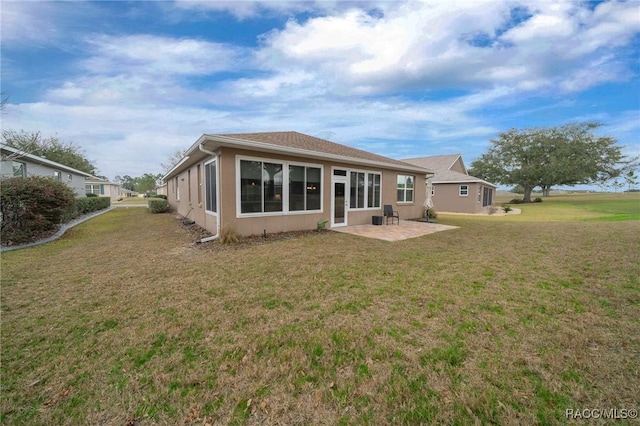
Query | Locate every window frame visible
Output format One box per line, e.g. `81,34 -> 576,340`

12,161 -> 26,178
459,185 -> 469,197
396,174 -> 415,203
236,155 -> 324,218
346,169 -> 382,211
204,158 -> 218,215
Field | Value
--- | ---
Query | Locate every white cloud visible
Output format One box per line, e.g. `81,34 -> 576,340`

254,0 -> 639,95
82,34 -> 243,76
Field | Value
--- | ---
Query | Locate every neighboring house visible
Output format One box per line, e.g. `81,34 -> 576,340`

119,188 -> 138,198
85,178 -> 122,201
0,144 -> 93,196
155,183 -> 167,196
164,131 -> 432,237
403,154 -> 497,214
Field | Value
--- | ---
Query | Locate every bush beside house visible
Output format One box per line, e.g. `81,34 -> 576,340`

1,176 -> 75,244
1,176 -> 112,246
147,198 -> 168,213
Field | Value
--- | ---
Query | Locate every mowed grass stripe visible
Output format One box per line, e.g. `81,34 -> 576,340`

1,195 -> 639,425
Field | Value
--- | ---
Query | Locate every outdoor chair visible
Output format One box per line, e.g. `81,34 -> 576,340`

383,204 -> 399,225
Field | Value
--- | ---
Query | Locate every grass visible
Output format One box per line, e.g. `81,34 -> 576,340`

1,194 -> 639,425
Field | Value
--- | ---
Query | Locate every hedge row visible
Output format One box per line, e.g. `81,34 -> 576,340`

75,196 -> 111,215
1,177 -> 112,246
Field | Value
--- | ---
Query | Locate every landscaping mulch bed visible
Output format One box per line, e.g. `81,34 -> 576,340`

174,214 -> 329,251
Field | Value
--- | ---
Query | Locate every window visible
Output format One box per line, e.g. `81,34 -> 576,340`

289,165 -> 321,211
12,161 -> 25,178
85,184 -> 104,195
478,187 -> 481,203
175,177 -> 180,200
238,157 -> 323,216
367,173 -> 381,208
187,169 -> 192,202
205,160 -> 217,213
197,164 -> 202,204
397,175 -> 414,203
346,171 -> 380,210
459,185 -> 469,196
67,174 -> 73,182
53,171 -> 62,181
240,160 -> 283,214
350,172 -> 365,209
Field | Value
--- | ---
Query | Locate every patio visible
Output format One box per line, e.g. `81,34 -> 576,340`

332,220 -> 458,242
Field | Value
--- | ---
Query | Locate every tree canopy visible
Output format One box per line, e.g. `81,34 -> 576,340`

114,173 -> 163,194
469,123 -> 625,202
2,130 -> 97,175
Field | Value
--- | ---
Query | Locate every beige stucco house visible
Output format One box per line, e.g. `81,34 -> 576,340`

1,144 -> 93,196
164,131 -> 432,237
403,154 -> 496,214
85,178 -> 122,201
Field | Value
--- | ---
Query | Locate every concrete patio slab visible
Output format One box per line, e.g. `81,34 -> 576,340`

332,220 -> 459,242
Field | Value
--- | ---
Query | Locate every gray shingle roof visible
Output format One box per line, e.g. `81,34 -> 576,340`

402,154 -> 496,187
401,154 -> 462,173
213,131 -> 422,170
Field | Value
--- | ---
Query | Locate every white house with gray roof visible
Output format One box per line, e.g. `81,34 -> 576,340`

403,154 -> 496,214
1,144 -> 93,196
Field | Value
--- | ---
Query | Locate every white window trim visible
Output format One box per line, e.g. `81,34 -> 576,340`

236,155 -> 324,218
397,174 -> 415,204
204,158 -> 219,216
348,168 -> 383,211
459,185 -> 469,197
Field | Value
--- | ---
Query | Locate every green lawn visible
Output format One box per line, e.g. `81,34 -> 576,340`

1,194 -> 639,425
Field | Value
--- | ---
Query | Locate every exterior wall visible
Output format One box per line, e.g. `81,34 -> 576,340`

1,159 -> 87,196
432,182 -> 494,214
86,182 -> 120,201
167,147 -> 427,237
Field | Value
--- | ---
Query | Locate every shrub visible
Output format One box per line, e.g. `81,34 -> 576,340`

150,194 -> 167,200
86,193 -> 98,198
147,198 -> 168,214
503,205 -> 513,213
1,176 -> 75,244
427,209 -> 438,219
509,198 -> 524,204
75,196 -> 110,216
533,197 -> 543,203
220,227 -> 240,244
316,220 -> 328,232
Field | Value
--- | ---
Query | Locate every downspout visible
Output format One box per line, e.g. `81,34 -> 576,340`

198,143 -> 221,242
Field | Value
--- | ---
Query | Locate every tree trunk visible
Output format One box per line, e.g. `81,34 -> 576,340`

543,185 -> 551,197
523,184 -> 533,203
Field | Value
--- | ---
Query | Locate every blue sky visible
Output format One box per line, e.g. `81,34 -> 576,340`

2,0 -> 639,182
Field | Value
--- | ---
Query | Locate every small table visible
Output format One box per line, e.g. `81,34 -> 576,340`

372,215 -> 383,225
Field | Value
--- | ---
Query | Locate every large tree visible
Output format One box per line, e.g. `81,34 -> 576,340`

469,123 -> 625,202
2,130 -> 97,175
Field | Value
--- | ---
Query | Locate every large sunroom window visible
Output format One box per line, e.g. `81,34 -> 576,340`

240,160 -> 283,214
289,165 -> 321,211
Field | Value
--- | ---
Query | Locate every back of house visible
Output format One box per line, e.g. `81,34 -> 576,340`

164,131 -> 432,237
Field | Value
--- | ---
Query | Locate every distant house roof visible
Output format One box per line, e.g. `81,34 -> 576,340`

85,177 -> 118,185
1,144 -> 94,178
165,131 -> 432,179
402,154 -> 496,188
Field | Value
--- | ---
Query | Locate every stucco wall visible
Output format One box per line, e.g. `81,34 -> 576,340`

432,182 -> 494,214
167,147 -> 427,237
